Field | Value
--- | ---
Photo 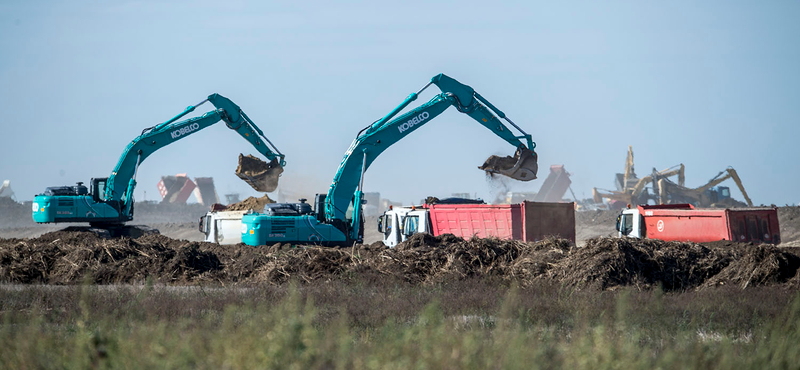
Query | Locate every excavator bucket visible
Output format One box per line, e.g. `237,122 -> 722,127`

479,147 -> 538,181
235,154 -> 284,192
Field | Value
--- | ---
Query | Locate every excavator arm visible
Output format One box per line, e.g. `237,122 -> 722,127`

695,168 -> 753,206
658,167 -> 752,207
594,163 -> 685,206
324,74 -> 538,240
106,94 -> 285,214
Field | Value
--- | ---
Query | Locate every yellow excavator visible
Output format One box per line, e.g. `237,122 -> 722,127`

657,167 -> 753,207
592,146 -> 685,207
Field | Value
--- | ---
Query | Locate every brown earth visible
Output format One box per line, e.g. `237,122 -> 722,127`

224,194 -> 276,212
3,198 -> 799,289
2,229 -> 800,291
235,154 -> 283,192
479,154 -> 518,173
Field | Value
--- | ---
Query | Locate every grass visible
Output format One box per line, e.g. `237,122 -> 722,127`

1,279 -> 799,369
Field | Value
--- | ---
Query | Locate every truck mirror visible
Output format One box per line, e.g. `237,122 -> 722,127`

615,215 -> 621,232
377,217 -> 383,233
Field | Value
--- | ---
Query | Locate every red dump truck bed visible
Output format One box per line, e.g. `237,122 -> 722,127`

638,204 -> 780,244
426,201 -> 575,243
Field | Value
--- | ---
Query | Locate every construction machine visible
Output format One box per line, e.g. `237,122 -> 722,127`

239,73 -> 538,246
32,94 -> 285,233
657,167 -> 753,207
593,146 -> 685,207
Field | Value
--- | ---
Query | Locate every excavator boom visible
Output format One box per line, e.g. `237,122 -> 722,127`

658,167 -> 752,207
33,93 -> 285,226
325,74 -> 538,240
241,73 -> 539,246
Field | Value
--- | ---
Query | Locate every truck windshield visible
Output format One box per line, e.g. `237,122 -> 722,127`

404,216 -> 419,236
384,214 -> 393,237
622,214 -> 633,235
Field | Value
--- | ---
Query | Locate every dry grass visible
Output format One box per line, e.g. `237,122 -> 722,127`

1,281 -> 799,369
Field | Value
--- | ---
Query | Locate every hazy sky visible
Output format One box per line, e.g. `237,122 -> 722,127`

1,0 -> 798,206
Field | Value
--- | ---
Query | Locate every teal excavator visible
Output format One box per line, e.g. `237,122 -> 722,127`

241,74 -> 538,246
32,94 -> 285,234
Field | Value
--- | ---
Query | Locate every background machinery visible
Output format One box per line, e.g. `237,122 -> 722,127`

32,94 -> 285,233
657,167 -> 753,207
240,73 -> 539,246
593,146 -> 685,208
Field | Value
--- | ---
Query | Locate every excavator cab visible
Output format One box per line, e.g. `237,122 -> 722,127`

91,178 -> 108,203
479,146 -> 538,181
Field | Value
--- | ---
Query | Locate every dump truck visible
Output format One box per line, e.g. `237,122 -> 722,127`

616,204 -> 780,244
157,174 -> 196,204
380,201 -> 575,247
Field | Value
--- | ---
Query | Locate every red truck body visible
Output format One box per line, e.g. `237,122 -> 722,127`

157,174 -> 196,204
637,204 -> 781,244
425,201 -> 575,243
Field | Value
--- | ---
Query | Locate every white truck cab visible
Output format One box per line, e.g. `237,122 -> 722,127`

199,210 -> 250,244
378,206 -> 430,247
616,207 -> 644,238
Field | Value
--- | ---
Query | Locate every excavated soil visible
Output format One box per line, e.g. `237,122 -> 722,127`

235,154 -> 283,192
3,200 -> 800,289
225,194 -> 276,212
479,154 -> 518,173
2,230 -> 800,291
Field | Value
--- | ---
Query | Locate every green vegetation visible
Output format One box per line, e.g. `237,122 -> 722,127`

1,280 -> 799,369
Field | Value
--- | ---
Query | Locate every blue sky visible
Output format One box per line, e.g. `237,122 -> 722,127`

1,0 -> 798,206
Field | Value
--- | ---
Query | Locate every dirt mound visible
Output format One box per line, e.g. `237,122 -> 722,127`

225,194 -> 275,212
2,230 -> 800,290
703,244 -> 800,289
547,238 -> 732,291
388,234 -> 529,284
0,230 -> 220,284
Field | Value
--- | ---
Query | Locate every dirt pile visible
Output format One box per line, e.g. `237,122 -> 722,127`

225,194 -> 275,212
703,244 -> 800,289
546,238 -> 735,290
2,231 -> 799,290
0,231 -> 221,284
